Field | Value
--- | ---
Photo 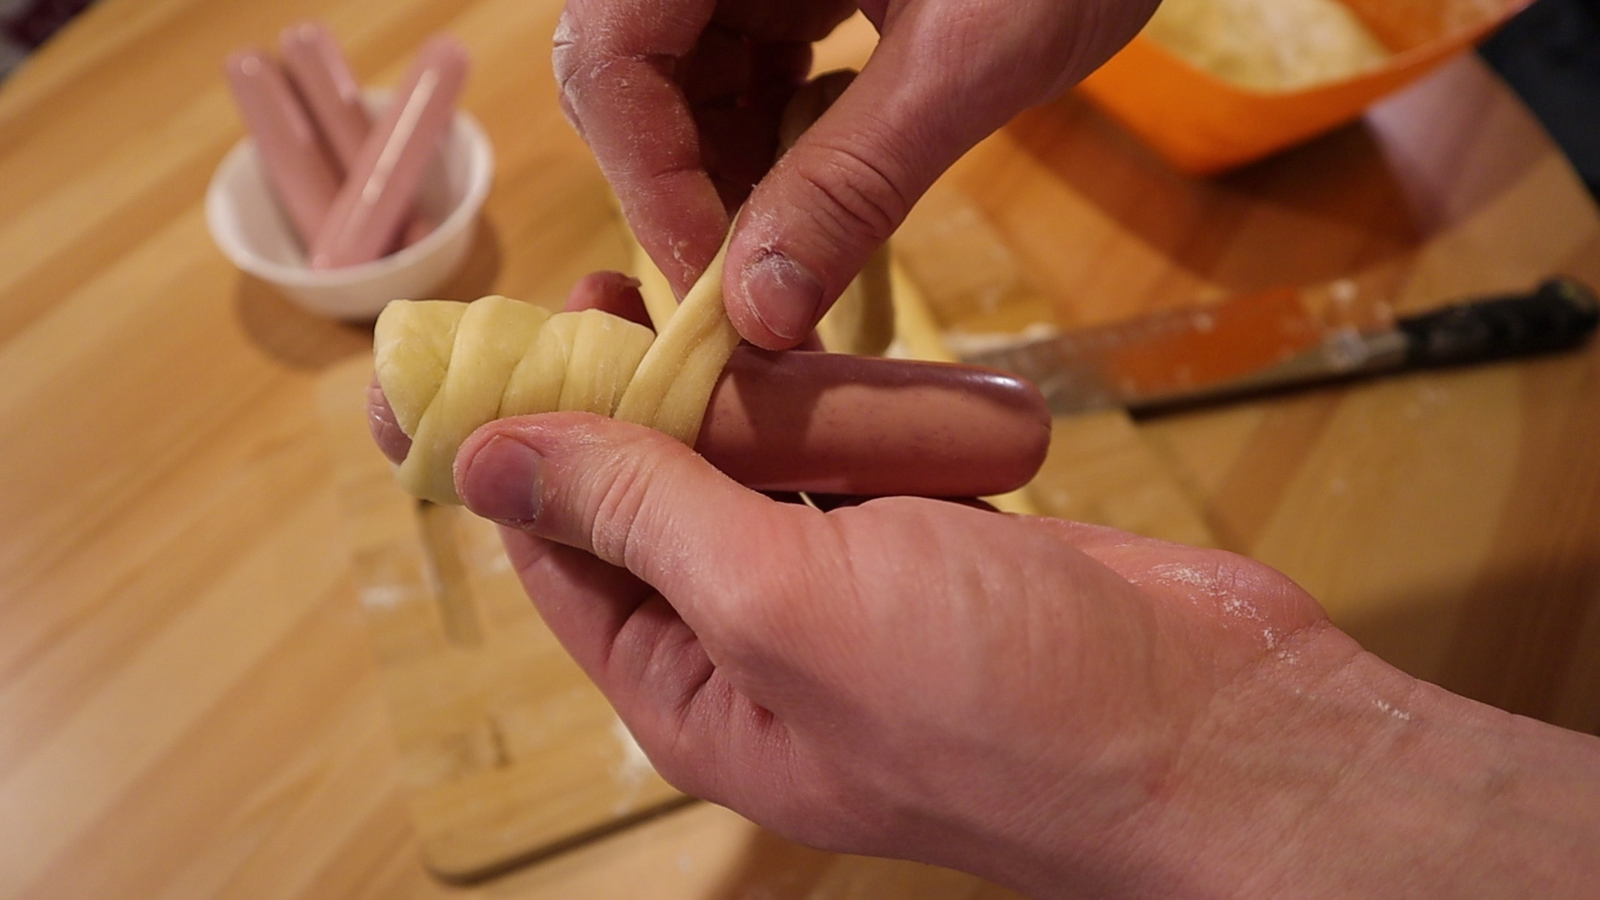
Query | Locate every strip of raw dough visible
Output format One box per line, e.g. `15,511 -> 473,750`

375,296 -> 656,503
611,233 -> 740,445
623,69 -> 894,357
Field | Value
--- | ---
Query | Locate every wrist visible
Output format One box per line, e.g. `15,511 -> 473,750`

1096,625 -> 1600,899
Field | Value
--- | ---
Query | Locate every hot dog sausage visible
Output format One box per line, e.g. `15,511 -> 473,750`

368,349 -> 1050,498
279,22 -> 435,248
703,349 -> 1049,496
224,48 -> 342,248
309,35 -> 467,269
279,22 -> 370,172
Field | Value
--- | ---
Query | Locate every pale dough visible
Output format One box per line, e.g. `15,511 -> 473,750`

1144,0 -> 1392,92
377,227 -> 748,503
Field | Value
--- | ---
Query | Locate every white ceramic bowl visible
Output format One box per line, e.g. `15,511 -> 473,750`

205,102 -> 494,320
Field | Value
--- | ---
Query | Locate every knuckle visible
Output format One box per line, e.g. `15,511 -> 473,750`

552,37 -> 679,142
785,137 -> 912,250
1217,552 -> 1303,601
581,433 -> 671,567
712,587 -> 793,666
1203,550 -> 1327,633
551,8 -> 583,83
551,15 -> 590,128
549,17 -> 637,123
629,726 -> 709,801
756,773 -> 897,856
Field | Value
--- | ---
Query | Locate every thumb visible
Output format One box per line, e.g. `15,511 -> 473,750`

454,411 -> 802,632
723,12 -> 1039,349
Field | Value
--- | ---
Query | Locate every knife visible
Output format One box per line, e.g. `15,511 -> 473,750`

960,278 -> 1600,415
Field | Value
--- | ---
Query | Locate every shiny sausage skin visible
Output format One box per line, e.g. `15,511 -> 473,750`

699,350 -> 1049,497
278,21 -> 371,172
224,48 -> 342,247
309,35 -> 467,269
279,22 -> 435,248
368,349 -> 1050,498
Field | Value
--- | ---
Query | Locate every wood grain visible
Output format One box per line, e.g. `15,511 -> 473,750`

1138,58 -> 1600,732
892,180 -> 1220,540
1,0 -> 1597,896
318,358 -> 688,882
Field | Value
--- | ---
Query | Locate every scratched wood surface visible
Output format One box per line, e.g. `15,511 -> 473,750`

3,0 -> 1599,896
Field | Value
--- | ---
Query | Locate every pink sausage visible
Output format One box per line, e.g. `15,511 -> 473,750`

280,22 -> 439,251
279,21 -> 370,172
309,35 -> 468,269
368,351 -> 1051,498
224,48 -> 342,249
701,350 -> 1049,497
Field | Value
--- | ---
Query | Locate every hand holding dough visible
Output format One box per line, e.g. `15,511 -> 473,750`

380,72 -> 872,505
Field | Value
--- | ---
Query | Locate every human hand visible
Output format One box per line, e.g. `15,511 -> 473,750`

365,279 -> 1334,896
553,0 -> 1162,349
367,272 -> 1600,894
368,275 -> 1327,893
443,413 -> 1600,898
446,404 -> 1341,894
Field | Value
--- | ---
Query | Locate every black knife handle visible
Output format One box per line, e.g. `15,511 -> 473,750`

1398,278 -> 1600,368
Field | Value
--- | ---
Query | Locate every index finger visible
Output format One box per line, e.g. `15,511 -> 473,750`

554,0 -> 729,293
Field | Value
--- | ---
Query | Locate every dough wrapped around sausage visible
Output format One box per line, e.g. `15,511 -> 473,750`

375,239 -> 737,504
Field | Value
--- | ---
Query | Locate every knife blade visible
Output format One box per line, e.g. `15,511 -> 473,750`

960,278 -> 1600,415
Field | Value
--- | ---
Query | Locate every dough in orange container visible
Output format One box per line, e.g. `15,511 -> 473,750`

1077,0 -> 1529,173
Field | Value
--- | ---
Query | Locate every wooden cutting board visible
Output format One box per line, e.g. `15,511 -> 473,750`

896,182 -> 1219,548
317,360 -> 690,882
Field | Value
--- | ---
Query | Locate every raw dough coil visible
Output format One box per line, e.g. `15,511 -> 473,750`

376,234 -> 739,504
376,238 -> 738,504
375,295 -> 667,504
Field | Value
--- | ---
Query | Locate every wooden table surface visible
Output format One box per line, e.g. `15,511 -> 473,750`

3,1 -> 1598,898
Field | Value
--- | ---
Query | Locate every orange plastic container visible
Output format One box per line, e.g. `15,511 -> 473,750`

1077,0 -> 1531,174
